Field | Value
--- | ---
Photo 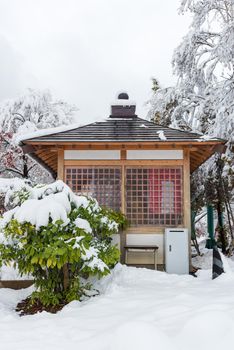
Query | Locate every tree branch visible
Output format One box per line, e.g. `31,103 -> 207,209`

12,112 -> 25,124
27,164 -> 36,172
0,167 -> 24,177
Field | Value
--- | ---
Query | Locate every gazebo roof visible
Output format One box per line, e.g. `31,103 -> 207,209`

20,93 -> 225,177
21,116 -> 211,143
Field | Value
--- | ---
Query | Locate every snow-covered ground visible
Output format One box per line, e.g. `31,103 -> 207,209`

0,263 -> 31,280
1,260 -> 234,350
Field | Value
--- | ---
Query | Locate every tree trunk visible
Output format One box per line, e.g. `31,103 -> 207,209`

63,264 -> 69,291
22,154 -> 29,178
217,201 -> 226,254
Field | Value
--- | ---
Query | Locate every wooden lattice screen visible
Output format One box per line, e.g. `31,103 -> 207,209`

65,166 -> 183,226
126,167 -> 183,226
65,167 -> 121,211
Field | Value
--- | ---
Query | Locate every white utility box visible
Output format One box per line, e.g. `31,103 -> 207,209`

165,228 -> 189,274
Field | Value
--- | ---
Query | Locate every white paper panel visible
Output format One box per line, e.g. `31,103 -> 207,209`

64,150 -> 121,160
127,150 -> 183,160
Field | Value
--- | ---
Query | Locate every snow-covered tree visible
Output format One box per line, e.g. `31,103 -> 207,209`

175,1 -> 234,246
0,89 -> 77,182
147,79 -> 179,128
172,0 -> 234,140
149,0 -> 234,139
147,0 -> 234,252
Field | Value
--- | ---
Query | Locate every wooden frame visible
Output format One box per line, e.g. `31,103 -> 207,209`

64,160 -> 184,166
124,165 -> 183,227
65,165 -> 122,212
64,163 -> 184,227
29,140 -> 223,175
54,146 -> 192,231
57,149 -> 64,180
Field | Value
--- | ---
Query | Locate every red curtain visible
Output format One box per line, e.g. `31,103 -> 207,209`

148,169 -> 182,215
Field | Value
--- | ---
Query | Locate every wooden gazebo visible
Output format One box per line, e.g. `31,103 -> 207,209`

20,93 -> 225,268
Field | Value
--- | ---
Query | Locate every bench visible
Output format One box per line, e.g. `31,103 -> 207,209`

124,245 -> 159,270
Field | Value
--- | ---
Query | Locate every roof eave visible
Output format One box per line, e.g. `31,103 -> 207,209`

22,139 -> 226,146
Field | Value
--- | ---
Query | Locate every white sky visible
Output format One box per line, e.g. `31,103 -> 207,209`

0,0 -> 191,123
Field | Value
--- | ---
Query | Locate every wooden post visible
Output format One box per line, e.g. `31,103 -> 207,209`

121,164 -> 125,214
57,148 -> 64,180
183,149 -> 191,268
120,164 -> 126,263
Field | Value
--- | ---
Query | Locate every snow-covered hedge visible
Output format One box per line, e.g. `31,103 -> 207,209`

0,180 -> 126,307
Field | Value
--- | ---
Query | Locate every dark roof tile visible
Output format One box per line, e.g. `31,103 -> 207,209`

23,117 -> 217,143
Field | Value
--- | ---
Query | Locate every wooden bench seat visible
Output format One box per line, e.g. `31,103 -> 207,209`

124,245 -> 159,270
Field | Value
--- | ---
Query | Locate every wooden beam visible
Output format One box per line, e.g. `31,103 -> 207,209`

45,158 -> 57,166
57,149 -> 64,181
64,159 -> 184,166
28,153 -> 56,179
48,166 -> 57,173
35,150 -> 57,166
35,149 -> 56,159
24,140 -> 225,147
196,149 -> 210,157
61,143 -> 185,150
120,164 -> 126,264
35,150 -> 47,156
188,147 -> 199,152
46,159 -> 58,168
121,165 -> 125,215
34,145 -> 56,151
190,146 -> 221,172
121,149 -> 127,160
41,153 -> 57,163
190,161 -> 199,172
24,138 -> 225,180
190,153 -> 205,162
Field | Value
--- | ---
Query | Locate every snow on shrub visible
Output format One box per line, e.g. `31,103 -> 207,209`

0,177 -> 31,211
0,180 -> 127,308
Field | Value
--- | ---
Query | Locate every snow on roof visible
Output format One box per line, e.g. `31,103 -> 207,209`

110,99 -> 136,106
157,130 -> 167,141
14,122 -> 83,144
196,135 -> 220,142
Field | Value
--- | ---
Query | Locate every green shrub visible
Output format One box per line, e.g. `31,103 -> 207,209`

0,181 -> 127,307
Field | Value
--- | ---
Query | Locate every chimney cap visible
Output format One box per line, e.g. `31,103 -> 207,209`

110,91 -> 137,118
117,92 -> 129,100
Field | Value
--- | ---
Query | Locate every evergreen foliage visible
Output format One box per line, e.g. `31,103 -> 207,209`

0,181 -> 126,307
